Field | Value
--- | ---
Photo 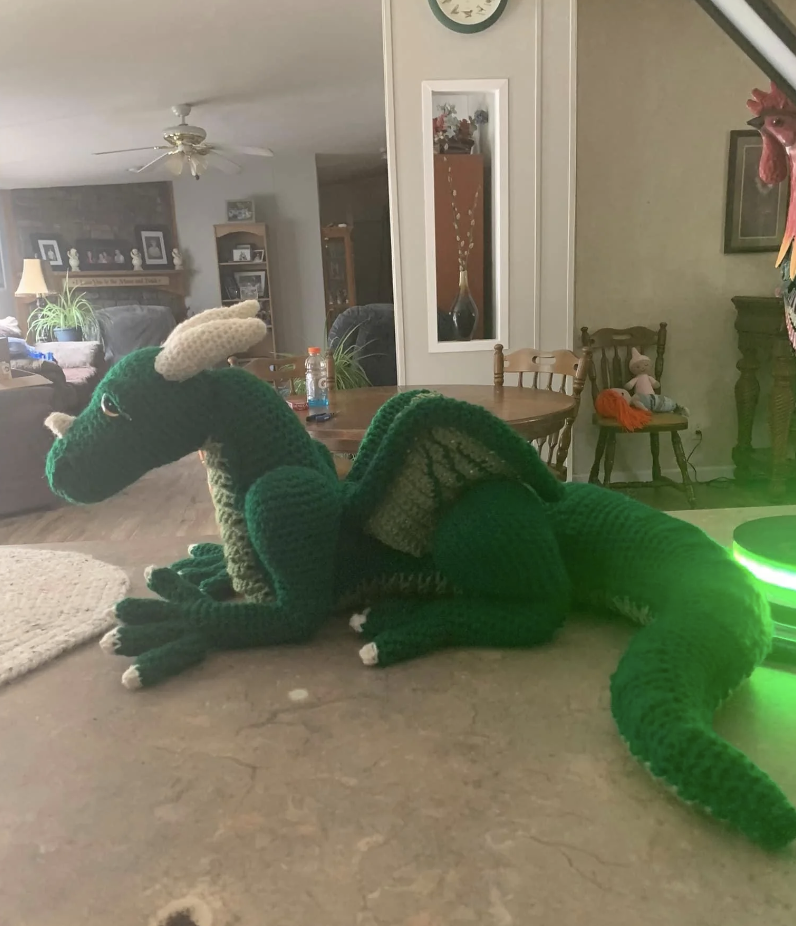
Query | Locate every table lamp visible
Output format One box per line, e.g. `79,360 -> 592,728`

15,258 -> 56,310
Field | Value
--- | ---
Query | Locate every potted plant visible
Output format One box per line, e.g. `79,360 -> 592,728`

27,274 -> 95,343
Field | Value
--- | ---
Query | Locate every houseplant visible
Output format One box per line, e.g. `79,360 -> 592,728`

27,274 -> 95,343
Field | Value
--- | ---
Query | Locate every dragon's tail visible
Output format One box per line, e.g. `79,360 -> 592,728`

610,562 -> 796,849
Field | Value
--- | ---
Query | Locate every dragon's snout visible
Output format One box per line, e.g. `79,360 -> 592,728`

44,412 -> 75,439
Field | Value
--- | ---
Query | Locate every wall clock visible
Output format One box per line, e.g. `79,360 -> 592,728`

428,0 -> 509,34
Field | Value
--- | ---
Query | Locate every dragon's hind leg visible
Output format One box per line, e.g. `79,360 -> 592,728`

359,481 -> 570,666
356,598 -> 565,666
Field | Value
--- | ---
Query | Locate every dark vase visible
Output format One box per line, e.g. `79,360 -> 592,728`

450,269 -> 479,341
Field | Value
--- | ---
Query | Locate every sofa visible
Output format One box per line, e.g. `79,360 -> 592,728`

328,304 -> 397,387
38,341 -> 105,408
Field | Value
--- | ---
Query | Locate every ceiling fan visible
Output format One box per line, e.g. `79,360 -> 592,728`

93,103 -> 273,179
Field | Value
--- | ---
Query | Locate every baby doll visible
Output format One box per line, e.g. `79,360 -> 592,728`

625,348 -> 689,416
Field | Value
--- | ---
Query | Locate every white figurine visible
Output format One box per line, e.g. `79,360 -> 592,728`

172,248 -> 183,270
67,248 -> 80,272
131,248 -> 143,271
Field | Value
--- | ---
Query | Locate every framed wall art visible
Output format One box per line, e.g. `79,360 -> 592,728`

724,129 -> 788,253
31,234 -> 67,270
135,225 -> 172,268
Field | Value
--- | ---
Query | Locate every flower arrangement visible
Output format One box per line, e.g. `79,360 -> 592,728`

444,157 -> 482,272
432,103 -> 489,155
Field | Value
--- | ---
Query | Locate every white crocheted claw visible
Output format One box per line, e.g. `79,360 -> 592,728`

99,628 -> 120,655
121,666 -> 142,690
349,608 -> 371,634
188,543 -> 199,555
143,564 -> 155,582
359,642 -> 379,666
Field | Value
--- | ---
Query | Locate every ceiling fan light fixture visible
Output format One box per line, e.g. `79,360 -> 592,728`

165,153 -> 184,176
190,154 -> 207,179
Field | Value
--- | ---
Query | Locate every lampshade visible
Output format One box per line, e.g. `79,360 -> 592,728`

15,259 -> 56,297
165,154 -> 184,177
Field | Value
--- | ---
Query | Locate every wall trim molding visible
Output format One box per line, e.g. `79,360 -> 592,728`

420,78 -> 509,354
381,0 -> 407,385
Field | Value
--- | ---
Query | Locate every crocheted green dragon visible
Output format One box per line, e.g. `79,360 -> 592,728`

45,301 -> 796,850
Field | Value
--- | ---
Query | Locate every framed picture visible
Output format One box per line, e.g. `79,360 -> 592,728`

234,270 -> 267,298
135,225 -> 172,267
724,129 -> 788,253
77,239 -> 130,270
252,249 -> 265,262
31,234 -> 66,270
226,199 -> 255,223
232,244 -> 252,262
238,281 -> 260,301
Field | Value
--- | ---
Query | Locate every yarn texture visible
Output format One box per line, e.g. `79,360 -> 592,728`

45,307 -> 796,850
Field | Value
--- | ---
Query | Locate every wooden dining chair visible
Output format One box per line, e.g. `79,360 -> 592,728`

580,323 -> 695,508
228,353 -> 335,396
493,344 -> 592,480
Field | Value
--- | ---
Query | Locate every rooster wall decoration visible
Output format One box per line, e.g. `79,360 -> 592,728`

747,82 -> 796,348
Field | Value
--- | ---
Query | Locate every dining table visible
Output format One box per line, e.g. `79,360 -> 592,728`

296,384 -> 575,455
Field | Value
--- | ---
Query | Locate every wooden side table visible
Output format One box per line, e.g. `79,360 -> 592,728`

731,295 -> 796,496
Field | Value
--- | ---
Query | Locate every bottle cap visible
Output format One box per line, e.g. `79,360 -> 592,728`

308,347 -> 321,355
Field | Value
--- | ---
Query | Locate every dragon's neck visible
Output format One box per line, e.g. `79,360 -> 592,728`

199,369 -> 329,601
203,368 -> 323,491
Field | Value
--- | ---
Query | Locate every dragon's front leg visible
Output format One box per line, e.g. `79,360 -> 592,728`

168,542 -> 233,599
101,467 -> 342,688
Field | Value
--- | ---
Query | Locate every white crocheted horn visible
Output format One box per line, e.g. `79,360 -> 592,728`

161,300 -> 260,346
155,315 -> 267,381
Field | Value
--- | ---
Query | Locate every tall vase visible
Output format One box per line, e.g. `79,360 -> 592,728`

450,268 -> 479,341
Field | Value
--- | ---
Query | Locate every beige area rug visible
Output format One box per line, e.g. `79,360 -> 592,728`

0,547 -> 129,686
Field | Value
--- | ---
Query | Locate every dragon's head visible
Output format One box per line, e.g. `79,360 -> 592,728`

45,300 -> 266,504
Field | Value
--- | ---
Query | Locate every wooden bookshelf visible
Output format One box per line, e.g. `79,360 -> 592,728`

214,222 -> 275,353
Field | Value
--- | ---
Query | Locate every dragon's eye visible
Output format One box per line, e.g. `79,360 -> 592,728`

101,394 -> 121,418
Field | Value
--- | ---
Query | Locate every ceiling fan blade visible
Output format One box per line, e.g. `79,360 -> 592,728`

205,150 -> 242,174
131,152 -> 174,173
94,145 -> 170,156
215,143 -> 274,158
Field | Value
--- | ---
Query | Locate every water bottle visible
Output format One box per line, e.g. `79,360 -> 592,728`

305,347 -> 329,407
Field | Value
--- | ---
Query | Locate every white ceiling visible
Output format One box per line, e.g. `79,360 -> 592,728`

0,0 -> 385,188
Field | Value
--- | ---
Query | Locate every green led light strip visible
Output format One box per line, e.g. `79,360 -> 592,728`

733,543 -> 796,592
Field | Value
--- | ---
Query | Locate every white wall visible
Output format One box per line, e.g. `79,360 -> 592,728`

573,0 -> 790,481
171,154 -> 326,353
384,0 -> 576,385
